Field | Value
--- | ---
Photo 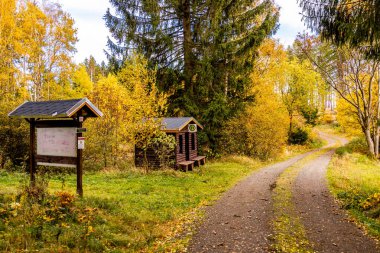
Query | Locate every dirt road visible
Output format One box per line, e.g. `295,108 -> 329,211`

188,133 -> 379,252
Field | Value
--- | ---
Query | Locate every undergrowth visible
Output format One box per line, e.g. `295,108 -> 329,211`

335,137 -> 368,156
0,156 -> 269,252
328,141 -> 380,239
0,178 -> 100,252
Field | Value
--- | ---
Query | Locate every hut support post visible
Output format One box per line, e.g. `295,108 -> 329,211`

76,121 -> 83,197
29,118 -> 36,186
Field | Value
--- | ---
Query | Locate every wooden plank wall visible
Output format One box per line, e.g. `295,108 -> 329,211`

189,132 -> 198,160
135,133 -> 177,168
176,133 -> 186,163
135,130 -> 199,168
176,132 -> 198,163
135,146 -> 161,168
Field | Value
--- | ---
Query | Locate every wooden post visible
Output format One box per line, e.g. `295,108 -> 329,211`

76,120 -> 83,197
29,118 -> 36,186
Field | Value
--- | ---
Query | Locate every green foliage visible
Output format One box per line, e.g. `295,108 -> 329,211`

0,157 -> 270,251
301,106 -> 319,126
278,58 -> 325,133
105,0 -> 280,151
335,138 -> 368,156
0,178 -> 100,251
151,133 -> 176,169
328,152 -> 380,238
0,98 -> 29,171
0,123 -> 28,170
300,0 -> 380,58
288,127 -> 309,145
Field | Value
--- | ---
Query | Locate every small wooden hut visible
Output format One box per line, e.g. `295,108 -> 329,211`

135,117 -> 206,170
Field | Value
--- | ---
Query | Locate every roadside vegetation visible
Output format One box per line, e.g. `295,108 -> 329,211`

328,139 -> 380,239
0,155 -> 288,252
2,0 -> 380,251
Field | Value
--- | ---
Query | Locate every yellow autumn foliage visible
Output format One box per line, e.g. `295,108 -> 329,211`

85,54 -> 168,169
85,74 -> 129,168
222,88 -> 289,159
222,40 -> 289,160
336,98 -> 362,136
72,64 -> 94,97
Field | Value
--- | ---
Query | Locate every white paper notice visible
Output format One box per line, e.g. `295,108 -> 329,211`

37,128 -> 77,157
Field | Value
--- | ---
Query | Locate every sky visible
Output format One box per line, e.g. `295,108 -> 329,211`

59,0 -> 309,64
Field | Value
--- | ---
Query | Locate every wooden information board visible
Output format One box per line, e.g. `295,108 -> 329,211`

8,98 -> 103,196
37,128 -> 77,158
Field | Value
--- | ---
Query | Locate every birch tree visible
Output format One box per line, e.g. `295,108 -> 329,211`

311,47 -> 380,156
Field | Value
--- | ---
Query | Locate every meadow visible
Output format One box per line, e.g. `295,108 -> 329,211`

0,156 -> 275,252
328,143 -> 380,239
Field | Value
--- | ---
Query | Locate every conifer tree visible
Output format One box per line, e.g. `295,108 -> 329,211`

105,0 -> 279,150
299,0 -> 380,58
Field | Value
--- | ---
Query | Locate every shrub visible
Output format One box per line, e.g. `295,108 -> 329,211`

361,193 -> 380,218
306,129 -> 324,148
288,127 -> 308,145
301,106 -> 319,126
0,111 -> 29,171
0,178 -> 102,251
151,133 -> 176,169
321,110 -> 336,124
336,137 -> 368,156
221,98 -> 289,160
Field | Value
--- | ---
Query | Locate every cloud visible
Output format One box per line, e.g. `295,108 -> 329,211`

60,0 -> 311,63
273,0 -> 310,46
60,0 -> 112,63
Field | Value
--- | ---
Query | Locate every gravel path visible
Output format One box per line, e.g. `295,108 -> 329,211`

189,132 -> 379,253
188,151 -> 314,253
293,135 -> 379,253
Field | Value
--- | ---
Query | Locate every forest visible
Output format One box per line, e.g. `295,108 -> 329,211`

0,0 -> 333,169
0,0 -> 380,252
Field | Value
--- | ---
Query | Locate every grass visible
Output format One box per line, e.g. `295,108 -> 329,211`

327,151 -> 380,239
0,134 -> 323,252
315,124 -> 347,137
271,149 -> 331,253
0,156 -> 274,252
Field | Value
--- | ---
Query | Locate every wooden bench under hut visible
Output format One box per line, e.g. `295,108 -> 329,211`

135,117 -> 206,171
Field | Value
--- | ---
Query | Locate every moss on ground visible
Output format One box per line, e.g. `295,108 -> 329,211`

271,149 -> 332,253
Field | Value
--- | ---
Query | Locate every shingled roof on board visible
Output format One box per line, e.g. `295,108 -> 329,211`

8,98 -> 103,118
159,117 -> 203,132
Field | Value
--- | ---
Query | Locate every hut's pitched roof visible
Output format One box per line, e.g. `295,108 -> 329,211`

160,117 -> 203,132
8,98 -> 103,119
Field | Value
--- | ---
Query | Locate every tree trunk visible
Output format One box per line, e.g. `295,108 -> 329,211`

224,60 -> 229,97
364,128 -> 376,157
374,126 -> 379,157
289,113 -> 293,134
182,0 -> 194,94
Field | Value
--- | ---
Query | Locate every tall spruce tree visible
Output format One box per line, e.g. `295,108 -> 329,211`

105,0 -> 279,150
299,0 -> 380,58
